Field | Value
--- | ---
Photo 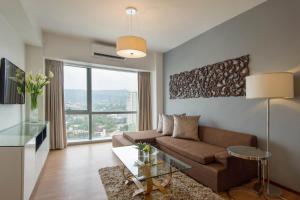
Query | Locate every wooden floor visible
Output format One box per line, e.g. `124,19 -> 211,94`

30,142 -> 300,200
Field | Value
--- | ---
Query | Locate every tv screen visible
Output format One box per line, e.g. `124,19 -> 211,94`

0,58 -> 25,104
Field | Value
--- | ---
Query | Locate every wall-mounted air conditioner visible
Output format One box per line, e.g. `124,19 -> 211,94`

90,43 -> 125,60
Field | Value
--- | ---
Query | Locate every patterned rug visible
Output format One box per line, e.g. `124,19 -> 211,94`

99,166 -> 224,200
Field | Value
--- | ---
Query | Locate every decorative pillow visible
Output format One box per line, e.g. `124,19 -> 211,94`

157,114 -> 163,133
162,114 -> 174,136
172,115 -> 200,141
162,113 -> 186,136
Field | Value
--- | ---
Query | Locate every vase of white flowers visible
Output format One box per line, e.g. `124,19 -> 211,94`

26,71 -> 54,122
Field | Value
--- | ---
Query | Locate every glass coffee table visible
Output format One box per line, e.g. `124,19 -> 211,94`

112,145 -> 191,200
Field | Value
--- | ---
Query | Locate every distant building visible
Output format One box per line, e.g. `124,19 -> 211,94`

126,91 -> 137,111
126,91 -> 137,124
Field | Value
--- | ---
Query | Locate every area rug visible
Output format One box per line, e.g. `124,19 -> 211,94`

99,166 -> 224,200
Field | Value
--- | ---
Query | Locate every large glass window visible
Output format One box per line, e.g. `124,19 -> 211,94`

64,66 -> 87,111
64,65 -> 138,142
92,68 -> 137,112
66,115 -> 89,141
92,113 -> 137,139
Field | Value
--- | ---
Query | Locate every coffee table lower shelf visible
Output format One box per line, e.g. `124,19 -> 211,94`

121,165 -> 172,200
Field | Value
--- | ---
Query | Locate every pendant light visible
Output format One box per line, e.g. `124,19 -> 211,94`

116,7 -> 147,58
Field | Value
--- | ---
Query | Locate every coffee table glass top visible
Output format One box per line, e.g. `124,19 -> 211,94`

112,145 -> 191,180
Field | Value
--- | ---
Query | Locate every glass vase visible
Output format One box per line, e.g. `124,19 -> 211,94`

30,94 -> 39,122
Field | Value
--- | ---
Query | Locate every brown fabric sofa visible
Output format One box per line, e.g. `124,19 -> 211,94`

112,125 -> 257,192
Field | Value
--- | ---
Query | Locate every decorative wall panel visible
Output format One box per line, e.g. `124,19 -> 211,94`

169,55 -> 250,99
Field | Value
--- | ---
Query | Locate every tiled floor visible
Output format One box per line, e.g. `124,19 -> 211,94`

30,142 -> 300,200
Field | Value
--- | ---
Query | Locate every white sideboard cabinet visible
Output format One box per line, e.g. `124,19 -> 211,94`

0,122 -> 49,200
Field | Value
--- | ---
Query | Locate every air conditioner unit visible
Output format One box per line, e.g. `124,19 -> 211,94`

91,43 -> 125,60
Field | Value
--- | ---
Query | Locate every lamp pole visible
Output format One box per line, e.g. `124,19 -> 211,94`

266,98 -> 270,192
266,98 -> 270,153
266,98 -> 282,197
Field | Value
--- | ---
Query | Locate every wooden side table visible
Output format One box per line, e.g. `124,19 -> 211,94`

227,145 -> 271,195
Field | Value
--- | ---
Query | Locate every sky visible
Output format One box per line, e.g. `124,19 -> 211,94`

64,65 -> 138,91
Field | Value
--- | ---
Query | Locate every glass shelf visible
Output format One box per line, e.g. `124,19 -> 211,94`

0,122 -> 48,147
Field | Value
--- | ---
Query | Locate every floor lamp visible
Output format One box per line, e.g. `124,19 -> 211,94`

246,72 -> 294,197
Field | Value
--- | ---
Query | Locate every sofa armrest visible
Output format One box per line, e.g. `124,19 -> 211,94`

214,151 -> 231,166
214,151 -> 244,167
215,151 -> 257,170
214,151 -> 257,191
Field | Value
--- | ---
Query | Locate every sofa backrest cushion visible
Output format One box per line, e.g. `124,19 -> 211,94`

199,126 -> 257,148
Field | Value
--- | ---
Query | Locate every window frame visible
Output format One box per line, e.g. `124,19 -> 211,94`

64,64 -> 138,142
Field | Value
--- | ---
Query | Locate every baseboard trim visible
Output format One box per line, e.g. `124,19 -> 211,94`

68,138 -> 112,146
270,180 -> 300,196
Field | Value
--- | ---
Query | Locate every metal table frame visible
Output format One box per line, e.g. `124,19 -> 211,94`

227,145 -> 271,197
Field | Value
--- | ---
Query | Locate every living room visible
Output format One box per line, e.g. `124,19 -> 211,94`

0,0 -> 299,199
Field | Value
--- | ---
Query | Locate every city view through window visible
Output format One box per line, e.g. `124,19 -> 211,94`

64,65 -> 138,142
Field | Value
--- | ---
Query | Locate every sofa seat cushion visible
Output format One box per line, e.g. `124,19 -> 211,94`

156,136 -> 225,164
123,130 -> 162,144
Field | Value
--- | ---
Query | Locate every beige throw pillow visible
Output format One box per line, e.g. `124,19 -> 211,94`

157,114 -> 163,133
162,113 -> 186,136
162,114 -> 174,135
172,115 -> 200,141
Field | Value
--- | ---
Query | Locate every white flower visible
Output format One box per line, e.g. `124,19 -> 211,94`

48,71 -> 54,78
25,71 -> 52,95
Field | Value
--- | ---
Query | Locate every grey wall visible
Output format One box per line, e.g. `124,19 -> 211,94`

0,14 -> 25,131
164,0 -> 300,192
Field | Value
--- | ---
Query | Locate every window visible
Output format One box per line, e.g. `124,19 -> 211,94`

64,65 -> 138,142
64,66 -> 87,111
66,115 -> 89,140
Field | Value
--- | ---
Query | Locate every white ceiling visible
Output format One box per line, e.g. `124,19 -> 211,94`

20,0 -> 266,52
0,0 -> 42,46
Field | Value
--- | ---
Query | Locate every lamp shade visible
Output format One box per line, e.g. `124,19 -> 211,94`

246,72 -> 294,99
116,35 -> 147,58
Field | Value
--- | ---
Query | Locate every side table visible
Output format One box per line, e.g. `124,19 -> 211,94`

227,145 -> 271,195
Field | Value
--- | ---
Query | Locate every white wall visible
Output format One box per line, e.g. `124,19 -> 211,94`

26,32 -> 164,123
25,45 -> 45,121
0,14 -> 25,130
151,53 -> 163,128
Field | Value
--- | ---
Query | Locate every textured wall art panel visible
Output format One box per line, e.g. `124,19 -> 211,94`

169,55 -> 250,99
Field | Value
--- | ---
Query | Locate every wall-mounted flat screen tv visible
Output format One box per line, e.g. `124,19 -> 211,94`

0,58 -> 25,104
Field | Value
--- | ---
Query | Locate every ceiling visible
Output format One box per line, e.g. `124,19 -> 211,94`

20,0 -> 266,52
0,0 -> 42,46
